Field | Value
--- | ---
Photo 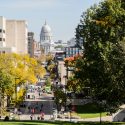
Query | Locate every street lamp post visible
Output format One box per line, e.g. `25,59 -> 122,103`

99,100 -> 106,124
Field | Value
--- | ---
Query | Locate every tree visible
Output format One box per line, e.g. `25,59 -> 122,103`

54,89 -> 67,111
67,76 -> 81,93
75,0 -> 125,112
46,53 -> 54,66
0,70 -> 13,115
45,78 -> 51,86
64,55 -> 82,93
47,63 -> 57,79
45,54 -> 59,81
0,53 -> 46,112
10,53 -> 46,84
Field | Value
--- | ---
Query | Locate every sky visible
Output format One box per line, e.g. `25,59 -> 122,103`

0,0 -> 102,42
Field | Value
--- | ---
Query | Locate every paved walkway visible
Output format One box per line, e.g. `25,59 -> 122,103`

19,84 -> 113,122
19,114 -> 52,120
80,116 -> 112,122
19,114 -> 112,122
56,116 -> 112,122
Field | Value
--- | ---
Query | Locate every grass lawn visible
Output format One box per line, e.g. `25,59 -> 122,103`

0,121 -> 124,125
0,121 -> 57,125
76,103 -> 107,118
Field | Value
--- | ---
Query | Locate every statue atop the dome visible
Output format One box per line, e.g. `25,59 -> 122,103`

45,20 -> 47,25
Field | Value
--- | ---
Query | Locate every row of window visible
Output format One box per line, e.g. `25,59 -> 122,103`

0,38 -> 5,41
0,29 -> 5,33
41,36 -> 51,41
65,47 -> 80,57
43,46 -> 50,50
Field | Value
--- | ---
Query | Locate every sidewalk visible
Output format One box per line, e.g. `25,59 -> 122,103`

80,116 -> 112,122
19,114 -> 112,122
19,114 -> 53,120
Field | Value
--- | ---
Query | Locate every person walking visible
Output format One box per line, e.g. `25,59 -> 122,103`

31,108 -> 35,114
37,116 -> 40,120
30,114 -> 33,120
40,111 -> 44,120
39,92 -> 41,97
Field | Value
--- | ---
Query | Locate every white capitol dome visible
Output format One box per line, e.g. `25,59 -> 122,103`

40,21 -> 52,42
40,21 -> 55,55
41,23 -> 51,33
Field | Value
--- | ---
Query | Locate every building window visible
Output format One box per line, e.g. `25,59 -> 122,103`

0,29 -> 5,33
0,38 -> 2,41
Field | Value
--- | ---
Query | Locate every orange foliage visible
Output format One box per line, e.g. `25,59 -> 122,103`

64,54 -> 81,67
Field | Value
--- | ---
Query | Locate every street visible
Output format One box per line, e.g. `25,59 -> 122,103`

17,84 -> 56,120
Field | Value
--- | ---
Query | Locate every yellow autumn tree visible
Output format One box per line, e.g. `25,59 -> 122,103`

0,53 -> 46,109
10,53 -> 46,85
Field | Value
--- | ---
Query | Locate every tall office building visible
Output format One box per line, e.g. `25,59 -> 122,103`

0,16 -> 28,54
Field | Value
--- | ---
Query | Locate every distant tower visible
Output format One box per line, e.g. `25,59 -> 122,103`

40,21 -> 53,54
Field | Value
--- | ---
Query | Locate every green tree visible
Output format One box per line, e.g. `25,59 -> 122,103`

67,76 -> 81,93
54,89 -> 67,111
0,70 -> 13,115
46,53 -> 53,66
75,0 -> 125,112
45,78 -> 51,86
64,55 -> 82,93
0,53 -> 46,111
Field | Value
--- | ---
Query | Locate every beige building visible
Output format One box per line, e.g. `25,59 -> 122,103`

0,16 -> 28,54
58,61 -> 66,85
33,41 -> 41,58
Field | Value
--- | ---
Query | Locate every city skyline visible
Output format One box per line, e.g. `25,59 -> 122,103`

0,0 -> 102,42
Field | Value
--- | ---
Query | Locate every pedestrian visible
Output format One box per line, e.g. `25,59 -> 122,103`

31,108 -> 35,114
30,114 -> 33,120
40,112 -> 44,120
14,108 -> 17,114
37,116 -> 40,120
